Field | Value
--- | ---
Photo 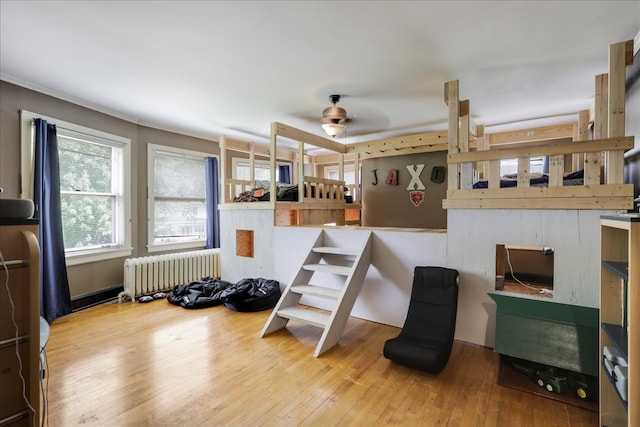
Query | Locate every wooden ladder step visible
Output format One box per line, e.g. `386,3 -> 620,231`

291,285 -> 341,300
277,307 -> 330,328
312,246 -> 359,256
303,263 -> 352,275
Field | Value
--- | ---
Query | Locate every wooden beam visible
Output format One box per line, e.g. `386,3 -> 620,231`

355,143 -> 448,160
487,123 -> 574,146
448,136 -> 633,164
443,195 -> 633,210
344,131 -> 448,154
274,122 -> 347,154
222,135 -> 295,161
447,184 -> 634,200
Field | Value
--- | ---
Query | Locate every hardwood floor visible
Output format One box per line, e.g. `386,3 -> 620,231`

41,300 -> 598,426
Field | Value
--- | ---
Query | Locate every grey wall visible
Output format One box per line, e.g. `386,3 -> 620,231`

0,81 -> 219,298
361,151 -> 448,229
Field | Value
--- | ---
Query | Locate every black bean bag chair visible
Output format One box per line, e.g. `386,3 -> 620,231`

168,276 -> 233,309
383,266 -> 459,374
220,278 -> 281,312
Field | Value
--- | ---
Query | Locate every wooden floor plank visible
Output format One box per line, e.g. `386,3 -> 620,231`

41,301 -> 599,426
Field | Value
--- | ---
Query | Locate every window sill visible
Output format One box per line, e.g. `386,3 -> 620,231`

65,247 -> 133,266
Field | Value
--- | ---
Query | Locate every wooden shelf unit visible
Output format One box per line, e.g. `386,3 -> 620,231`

599,215 -> 638,427
0,222 -> 40,426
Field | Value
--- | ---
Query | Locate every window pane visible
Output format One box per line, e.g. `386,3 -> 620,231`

154,200 -> 206,242
154,155 -> 205,198
58,135 -> 112,193
61,194 -> 114,249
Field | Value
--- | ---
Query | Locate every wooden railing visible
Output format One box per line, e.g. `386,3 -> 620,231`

443,136 -> 635,209
301,176 -> 346,204
225,179 -> 256,203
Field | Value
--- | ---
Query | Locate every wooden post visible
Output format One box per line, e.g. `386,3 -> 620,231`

298,140 -> 305,202
606,40 -> 632,184
517,157 -> 530,188
588,75 -> 607,185
220,135 -> 228,203
445,80 -> 460,191
485,134 -> 500,189
459,99 -> 473,189
476,125 -> 487,181
270,123 -> 278,213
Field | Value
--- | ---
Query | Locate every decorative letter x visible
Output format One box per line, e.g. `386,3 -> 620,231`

406,164 -> 425,190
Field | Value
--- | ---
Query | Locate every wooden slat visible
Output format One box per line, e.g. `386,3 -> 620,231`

448,136 -> 633,164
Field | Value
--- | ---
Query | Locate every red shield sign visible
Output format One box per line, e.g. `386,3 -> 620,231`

409,191 -> 424,207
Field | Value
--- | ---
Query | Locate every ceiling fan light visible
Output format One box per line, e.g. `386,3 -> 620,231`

322,123 -> 346,137
322,105 -> 347,120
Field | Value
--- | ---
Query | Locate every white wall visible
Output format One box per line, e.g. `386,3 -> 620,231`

219,208 -> 276,283
445,208 -> 615,347
273,227 -> 447,328
220,207 -> 616,348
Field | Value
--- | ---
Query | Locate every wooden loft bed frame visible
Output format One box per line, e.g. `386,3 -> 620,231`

219,122 -> 451,226
219,123 -> 364,226
443,40 -> 635,210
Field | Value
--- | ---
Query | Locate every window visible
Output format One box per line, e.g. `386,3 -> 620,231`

231,158 -> 292,182
325,165 -> 356,185
233,158 -> 274,182
148,144 -> 212,252
20,110 -> 132,265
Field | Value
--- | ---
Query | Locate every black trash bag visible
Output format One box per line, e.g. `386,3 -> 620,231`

220,278 -> 281,312
167,276 -> 233,309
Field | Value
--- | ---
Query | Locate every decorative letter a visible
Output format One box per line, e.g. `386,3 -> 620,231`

385,169 -> 399,185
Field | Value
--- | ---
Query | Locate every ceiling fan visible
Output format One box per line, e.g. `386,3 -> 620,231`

320,94 -> 348,138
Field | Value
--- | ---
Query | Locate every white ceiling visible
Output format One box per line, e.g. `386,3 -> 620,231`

1,1 -> 638,147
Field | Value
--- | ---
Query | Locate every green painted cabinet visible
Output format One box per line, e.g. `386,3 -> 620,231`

489,293 -> 599,377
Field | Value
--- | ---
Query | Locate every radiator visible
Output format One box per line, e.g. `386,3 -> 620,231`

119,248 -> 221,302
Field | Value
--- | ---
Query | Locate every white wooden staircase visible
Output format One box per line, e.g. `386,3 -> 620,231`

260,229 -> 372,357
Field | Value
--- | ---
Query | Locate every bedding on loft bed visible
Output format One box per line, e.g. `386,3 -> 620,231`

233,183 -> 353,203
472,169 -> 584,189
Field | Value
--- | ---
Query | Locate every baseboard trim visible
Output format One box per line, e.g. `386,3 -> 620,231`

71,284 -> 123,311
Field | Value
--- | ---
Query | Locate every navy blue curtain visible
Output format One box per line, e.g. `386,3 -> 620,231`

33,119 -> 72,323
205,157 -> 220,249
278,164 -> 291,184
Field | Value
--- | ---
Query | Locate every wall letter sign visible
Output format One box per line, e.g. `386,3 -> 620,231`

385,169 -> 399,185
406,164 -> 425,190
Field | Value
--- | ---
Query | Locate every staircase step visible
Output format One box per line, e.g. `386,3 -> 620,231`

277,307 -> 330,328
312,246 -> 359,256
303,263 -> 352,275
291,285 -> 341,300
